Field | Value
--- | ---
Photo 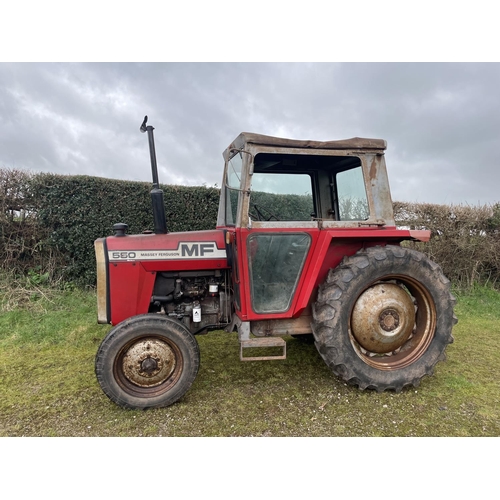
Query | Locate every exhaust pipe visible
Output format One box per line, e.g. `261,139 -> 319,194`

140,116 -> 168,234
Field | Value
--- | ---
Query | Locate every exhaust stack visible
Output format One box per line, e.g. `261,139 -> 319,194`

140,116 -> 168,234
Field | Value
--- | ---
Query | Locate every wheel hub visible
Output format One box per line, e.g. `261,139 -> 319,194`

122,338 -> 177,388
351,283 -> 415,353
379,309 -> 400,331
140,356 -> 158,375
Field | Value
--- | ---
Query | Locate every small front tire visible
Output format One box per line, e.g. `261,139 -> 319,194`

95,315 -> 200,409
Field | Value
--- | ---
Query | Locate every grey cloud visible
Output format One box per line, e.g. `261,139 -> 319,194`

0,62 -> 498,204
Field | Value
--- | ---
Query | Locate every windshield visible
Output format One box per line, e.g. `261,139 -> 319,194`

249,172 -> 314,221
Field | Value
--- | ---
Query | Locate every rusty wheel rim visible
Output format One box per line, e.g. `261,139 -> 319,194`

114,335 -> 183,398
349,275 -> 436,371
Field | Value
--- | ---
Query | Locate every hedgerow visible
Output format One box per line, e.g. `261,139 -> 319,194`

394,201 -> 500,289
1,170 -> 219,285
1,168 -> 499,289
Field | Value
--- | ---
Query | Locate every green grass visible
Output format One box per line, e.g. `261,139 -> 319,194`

1,283 -> 499,436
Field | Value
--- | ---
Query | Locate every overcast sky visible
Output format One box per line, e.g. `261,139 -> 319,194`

1,62 -> 499,205
2,4 -> 496,486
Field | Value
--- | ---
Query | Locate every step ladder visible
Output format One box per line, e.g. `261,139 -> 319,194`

240,337 -> 286,361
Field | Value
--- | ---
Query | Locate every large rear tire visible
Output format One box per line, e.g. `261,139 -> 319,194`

95,315 -> 200,409
312,245 -> 457,392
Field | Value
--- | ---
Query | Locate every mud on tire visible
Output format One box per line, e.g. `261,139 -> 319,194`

95,314 -> 200,409
312,245 -> 457,392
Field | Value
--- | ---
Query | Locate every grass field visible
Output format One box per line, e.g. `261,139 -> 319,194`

1,281 -> 499,437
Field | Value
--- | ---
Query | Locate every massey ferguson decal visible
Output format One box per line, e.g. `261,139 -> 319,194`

108,242 -> 227,261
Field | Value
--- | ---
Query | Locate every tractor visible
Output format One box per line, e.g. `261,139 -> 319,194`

94,116 -> 456,409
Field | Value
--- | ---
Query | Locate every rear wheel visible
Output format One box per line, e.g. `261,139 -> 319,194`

95,315 -> 200,409
312,245 -> 456,392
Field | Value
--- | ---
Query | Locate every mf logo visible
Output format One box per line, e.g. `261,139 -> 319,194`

180,242 -> 215,257
108,241 -> 226,261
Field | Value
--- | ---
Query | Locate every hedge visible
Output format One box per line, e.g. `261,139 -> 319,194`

1,168 -> 499,290
393,201 -> 500,289
0,169 -> 59,279
29,173 -> 220,284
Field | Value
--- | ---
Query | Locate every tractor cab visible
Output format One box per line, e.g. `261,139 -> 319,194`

217,132 -> 394,230
215,133 -> 409,360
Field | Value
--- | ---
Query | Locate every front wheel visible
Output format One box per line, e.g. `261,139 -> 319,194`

312,245 -> 457,392
95,315 -> 200,409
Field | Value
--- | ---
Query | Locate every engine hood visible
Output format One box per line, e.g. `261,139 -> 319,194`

104,229 -> 229,270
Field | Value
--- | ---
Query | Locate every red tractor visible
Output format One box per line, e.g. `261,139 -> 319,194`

94,117 -> 456,409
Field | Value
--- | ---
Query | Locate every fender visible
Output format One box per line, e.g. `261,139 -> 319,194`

234,226 -> 430,322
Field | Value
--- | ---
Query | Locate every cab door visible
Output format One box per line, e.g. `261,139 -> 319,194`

237,170 -> 319,321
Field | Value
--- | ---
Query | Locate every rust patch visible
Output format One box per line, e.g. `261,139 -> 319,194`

369,156 -> 378,181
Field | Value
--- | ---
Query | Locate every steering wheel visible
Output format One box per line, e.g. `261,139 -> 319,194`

250,204 -> 281,221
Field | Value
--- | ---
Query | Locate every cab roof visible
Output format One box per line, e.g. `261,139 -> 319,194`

227,132 -> 387,154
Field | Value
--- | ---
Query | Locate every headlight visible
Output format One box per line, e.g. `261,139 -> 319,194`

94,238 -> 110,324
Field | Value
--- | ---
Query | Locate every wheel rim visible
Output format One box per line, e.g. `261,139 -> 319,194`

349,276 -> 436,371
114,335 -> 183,398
